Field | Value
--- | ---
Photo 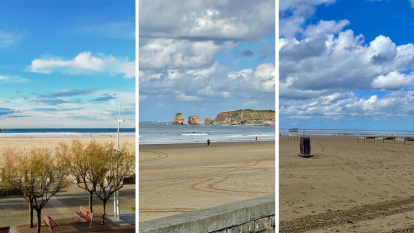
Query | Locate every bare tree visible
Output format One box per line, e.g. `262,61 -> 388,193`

93,142 -> 135,224
3,147 -> 70,233
56,139 -> 109,213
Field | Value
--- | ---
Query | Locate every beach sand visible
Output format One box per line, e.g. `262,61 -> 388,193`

280,135 -> 414,233
0,136 -> 135,151
0,136 -> 135,228
139,140 -> 275,222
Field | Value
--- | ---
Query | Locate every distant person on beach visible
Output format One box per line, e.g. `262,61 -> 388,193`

207,139 -> 210,146
255,136 -> 257,143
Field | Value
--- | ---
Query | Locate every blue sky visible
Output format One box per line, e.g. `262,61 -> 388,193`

139,0 -> 275,122
0,1 -> 135,128
279,0 -> 414,130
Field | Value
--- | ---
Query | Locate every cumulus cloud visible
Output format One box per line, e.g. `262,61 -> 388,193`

28,52 -> 134,78
140,39 -> 235,70
139,0 -> 275,117
279,0 -> 414,124
372,71 -> 414,90
280,30 -> 414,97
279,0 -> 337,38
280,91 -> 414,121
140,0 -> 274,41
304,19 -> 350,38
140,62 -> 275,100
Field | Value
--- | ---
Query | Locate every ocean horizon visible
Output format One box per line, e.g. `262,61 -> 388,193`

0,128 -> 135,138
280,128 -> 414,137
139,121 -> 275,145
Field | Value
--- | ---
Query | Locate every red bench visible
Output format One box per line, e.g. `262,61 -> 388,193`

0,227 -> 9,233
42,213 -> 58,232
74,206 -> 94,228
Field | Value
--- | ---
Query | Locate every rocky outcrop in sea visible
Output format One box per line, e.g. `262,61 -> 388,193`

188,115 -> 202,125
172,109 -> 275,126
204,117 -> 214,125
172,113 -> 187,125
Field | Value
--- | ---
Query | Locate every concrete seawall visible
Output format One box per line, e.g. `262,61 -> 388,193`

139,194 -> 275,233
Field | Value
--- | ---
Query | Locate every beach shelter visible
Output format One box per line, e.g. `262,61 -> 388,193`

289,128 -> 299,140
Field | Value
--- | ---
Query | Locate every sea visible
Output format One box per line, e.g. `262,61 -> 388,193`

139,122 -> 276,145
0,128 -> 135,138
280,128 -> 414,137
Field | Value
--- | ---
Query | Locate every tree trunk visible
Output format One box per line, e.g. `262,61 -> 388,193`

100,200 -> 107,225
29,200 -> 34,228
36,209 -> 41,233
88,191 -> 93,213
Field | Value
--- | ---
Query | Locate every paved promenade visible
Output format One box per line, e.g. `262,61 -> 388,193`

0,183 -> 135,231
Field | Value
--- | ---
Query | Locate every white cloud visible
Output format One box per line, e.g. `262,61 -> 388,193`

304,19 -> 350,38
279,0 -> 337,38
29,52 -> 134,78
175,92 -> 202,101
253,63 -> 275,92
279,0 -> 414,124
372,71 -> 414,90
140,39 -> 235,70
410,0 -> 414,8
140,62 -> 275,101
280,30 -> 414,96
140,0 -> 274,41
367,35 -> 397,64
280,91 -> 414,120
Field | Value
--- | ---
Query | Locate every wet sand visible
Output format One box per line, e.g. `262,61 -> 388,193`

280,135 -> 414,232
139,141 -> 275,222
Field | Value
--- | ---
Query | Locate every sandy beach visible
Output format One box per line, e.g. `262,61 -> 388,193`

0,136 -> 135,228
280,135 -> 414,232
0,136 -> 135,151
139,141 -> 275,222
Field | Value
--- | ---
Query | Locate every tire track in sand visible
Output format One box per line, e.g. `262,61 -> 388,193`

139,151 -> 168,162
190,161 -> 269,194
280,196 -> 414,233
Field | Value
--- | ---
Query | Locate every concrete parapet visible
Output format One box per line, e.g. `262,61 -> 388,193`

139,194 -> 275,233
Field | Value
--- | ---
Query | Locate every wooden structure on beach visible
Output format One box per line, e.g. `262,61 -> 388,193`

358,136 -> 414,144
289,128 -> 299,140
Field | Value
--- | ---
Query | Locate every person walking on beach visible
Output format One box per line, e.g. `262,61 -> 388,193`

255,136 -> 258,144
207,139 -> 210,146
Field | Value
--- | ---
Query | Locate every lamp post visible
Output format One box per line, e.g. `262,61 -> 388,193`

114,99 -> 124,220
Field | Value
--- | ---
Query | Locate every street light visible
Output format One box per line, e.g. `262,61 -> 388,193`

114,99 -> 124,220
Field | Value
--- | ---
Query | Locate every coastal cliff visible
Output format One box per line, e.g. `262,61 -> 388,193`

213,109 -> 275,126
172,113 -> 187,125
172,109 -> 275,126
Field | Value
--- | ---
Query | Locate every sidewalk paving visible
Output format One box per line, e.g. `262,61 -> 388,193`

11,212 -> 135,233
0,183 -> 135,232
